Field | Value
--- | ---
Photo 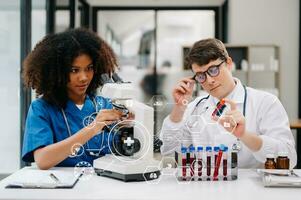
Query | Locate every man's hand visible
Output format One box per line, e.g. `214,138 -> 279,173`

169,77 -> 195,123
172,77 -> 195,106
216,99 -> 246,138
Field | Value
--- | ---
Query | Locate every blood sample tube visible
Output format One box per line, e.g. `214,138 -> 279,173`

206,146 -> 212,180
214,146 -> 220,166
213,149 -> 223,181
197,146 -> 203,180
189,146 -> 196,180
223,146 -> 228,180
181,147 -> 187,180
231,149 -> 238,180
212,99 -> 226,117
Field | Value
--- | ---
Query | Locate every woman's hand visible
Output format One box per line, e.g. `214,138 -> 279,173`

93,109 -> 123,131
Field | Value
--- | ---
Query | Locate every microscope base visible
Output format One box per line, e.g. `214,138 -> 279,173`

93,155 -> 161,182
95,168 -> 161,182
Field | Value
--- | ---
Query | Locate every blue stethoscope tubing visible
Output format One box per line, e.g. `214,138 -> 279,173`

61,96 -> 107,157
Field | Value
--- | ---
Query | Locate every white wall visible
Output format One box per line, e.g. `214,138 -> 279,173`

228,0 -> 299,119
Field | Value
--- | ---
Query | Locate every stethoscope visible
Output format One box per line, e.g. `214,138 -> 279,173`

191,85 -> 247,152
61,96 -> 107,157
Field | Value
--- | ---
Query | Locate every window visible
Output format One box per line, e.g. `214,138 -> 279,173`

96,8 -> 217,134
0,0 -> 21,173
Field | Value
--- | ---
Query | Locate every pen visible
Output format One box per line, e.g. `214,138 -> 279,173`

49,173 -> 61,184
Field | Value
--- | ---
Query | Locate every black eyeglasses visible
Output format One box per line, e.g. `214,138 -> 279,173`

192,61 -> 225,84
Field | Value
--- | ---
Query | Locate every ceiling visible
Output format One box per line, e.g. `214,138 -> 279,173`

0,0 -> 225,11
87,0 -> 225,7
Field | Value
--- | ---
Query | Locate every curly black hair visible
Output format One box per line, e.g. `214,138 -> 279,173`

23,28 -> 117,108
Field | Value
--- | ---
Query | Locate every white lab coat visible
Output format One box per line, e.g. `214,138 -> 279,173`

160,78 -> 297,168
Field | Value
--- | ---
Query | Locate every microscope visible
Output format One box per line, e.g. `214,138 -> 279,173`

93,73 -> 161,182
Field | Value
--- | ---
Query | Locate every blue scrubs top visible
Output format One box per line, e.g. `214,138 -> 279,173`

22,95 -> 114,167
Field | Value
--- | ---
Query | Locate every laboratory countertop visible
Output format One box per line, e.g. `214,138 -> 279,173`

0,167 -> 300,200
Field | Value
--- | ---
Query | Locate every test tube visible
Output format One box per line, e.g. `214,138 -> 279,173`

181,147 -> 187,180
213,146 -> 220,166
212,99 -> 226,117
231,149 -> 238,180
206,146 -> 212,180
186,148 -> 190,180
213,148 -> 223,181
189,146 -> 196,180
223,146 -> 228,180
197,146 -> 203,180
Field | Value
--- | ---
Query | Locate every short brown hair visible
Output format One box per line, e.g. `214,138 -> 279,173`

23,28 -> 117,108
185,38 -> 228,68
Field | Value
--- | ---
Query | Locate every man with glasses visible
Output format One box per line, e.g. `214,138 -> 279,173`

160,38 -> 296,168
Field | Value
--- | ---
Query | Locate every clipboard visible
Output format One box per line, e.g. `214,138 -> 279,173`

5,169 -> 82,189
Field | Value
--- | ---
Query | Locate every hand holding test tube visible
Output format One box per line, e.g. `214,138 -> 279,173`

213,99 -> 246,138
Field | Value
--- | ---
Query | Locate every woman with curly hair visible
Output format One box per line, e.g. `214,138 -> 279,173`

22,28 -> 123,169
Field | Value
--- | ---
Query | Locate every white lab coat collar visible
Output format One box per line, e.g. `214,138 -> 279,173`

202,77 -> 245,108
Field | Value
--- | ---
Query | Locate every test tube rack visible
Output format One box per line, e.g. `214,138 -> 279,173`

176,145 -> 238,181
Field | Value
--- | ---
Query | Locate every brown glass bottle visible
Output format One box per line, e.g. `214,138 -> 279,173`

265,154 -> 276,169
276,152 -> 290,169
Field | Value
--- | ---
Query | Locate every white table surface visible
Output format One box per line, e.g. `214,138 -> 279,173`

0,167 -> 300,200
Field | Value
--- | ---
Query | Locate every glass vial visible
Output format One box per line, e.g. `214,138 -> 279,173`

265,154 -> 276,169
276,152 -> 290,169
